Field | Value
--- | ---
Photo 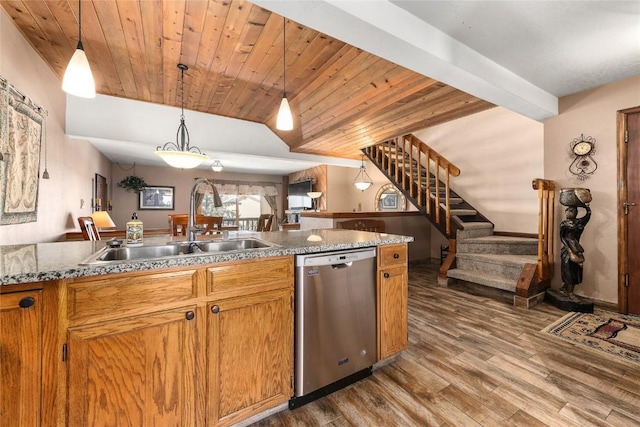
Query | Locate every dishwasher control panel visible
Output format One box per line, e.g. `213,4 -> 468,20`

297,247 -> 377,267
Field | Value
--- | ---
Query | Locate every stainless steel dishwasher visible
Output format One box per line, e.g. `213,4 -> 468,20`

290,247 -> 377,409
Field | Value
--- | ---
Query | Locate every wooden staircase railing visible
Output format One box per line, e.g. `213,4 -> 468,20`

532,178 -> 555,283
365,134 -> 461,236
366,135 -> 556,307
514,178 -> 556,306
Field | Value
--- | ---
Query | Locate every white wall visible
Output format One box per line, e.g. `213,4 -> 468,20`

413,107 -> 544,233
0,10 -> 111,244
544,75 -> 640,304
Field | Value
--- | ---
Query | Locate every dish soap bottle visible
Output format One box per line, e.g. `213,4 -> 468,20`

126,213 -> 143,247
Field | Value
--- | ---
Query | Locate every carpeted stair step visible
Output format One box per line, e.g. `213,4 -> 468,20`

447,268 -> 518,292
455,253 -> 537,281
457,235 -> 538,255
447,207 -> 478,216
431,193 -> 463,204
457,223 -> 494,239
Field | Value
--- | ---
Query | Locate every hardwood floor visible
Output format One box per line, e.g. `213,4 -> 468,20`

250,263 -> 640,427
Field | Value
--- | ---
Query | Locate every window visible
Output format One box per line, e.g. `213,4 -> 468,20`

200,182 -> 278,231
202,193 -> 267,231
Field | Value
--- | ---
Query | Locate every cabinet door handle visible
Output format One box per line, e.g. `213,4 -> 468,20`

19,297 -> 35,308
384,273 -> 390,279
393,253 -> 400,259
185,311 -> 195,321
211,305 -> 220,314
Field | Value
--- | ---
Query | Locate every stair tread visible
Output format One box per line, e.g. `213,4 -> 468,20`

460,222 -> 494,230
456,252 -> 538,265
460,235 -> 538,244
449,209 -> 478,216
447,269 -> 517,292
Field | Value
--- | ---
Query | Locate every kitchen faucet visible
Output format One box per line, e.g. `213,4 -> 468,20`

187,178 -> 217,242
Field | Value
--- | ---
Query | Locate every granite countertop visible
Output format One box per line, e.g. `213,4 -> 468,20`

0,229 -> 413,285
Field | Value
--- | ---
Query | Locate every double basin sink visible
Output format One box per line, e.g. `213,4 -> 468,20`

81,238 -> 276,265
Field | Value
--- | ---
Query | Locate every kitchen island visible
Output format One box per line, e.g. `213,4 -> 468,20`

0,229 -> 412,427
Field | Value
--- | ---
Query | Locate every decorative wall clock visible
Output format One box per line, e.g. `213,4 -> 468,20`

568,134 -> 597,180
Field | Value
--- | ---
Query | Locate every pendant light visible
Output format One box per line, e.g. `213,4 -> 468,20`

41,111 -> 50,179
155,64 -> 208,169
353,154 -> 373,191
62,0 -> 96,98
211,160 -> 224,172
276,17 -> 293,131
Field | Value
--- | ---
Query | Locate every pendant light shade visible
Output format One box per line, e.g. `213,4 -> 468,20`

211,160 -> 224,172
62,0 -> 95,98
276,17 -> 294,131
353,155 -> 373,191
155,64 -> 208,169
276,96 -> 293,131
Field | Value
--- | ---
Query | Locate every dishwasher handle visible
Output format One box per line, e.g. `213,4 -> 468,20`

331,262 -> 353,269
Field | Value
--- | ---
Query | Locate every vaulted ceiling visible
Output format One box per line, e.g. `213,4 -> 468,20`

1,0 -> 494,160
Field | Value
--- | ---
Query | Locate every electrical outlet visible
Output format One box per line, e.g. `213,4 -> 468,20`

80,199 -> 85,208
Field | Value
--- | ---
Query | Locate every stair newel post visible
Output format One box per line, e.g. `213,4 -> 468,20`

537,182 -> 545,279
532,178 -> 556,282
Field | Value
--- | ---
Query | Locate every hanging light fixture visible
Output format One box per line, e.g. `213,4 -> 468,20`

353,154 -> 373,191
41,109 -> 50,179
276,17 -> 293,131
155,64 -> 208,169
62,0 -> 96,98
211,160 -> 224,172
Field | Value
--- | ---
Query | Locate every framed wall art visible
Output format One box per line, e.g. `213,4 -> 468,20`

94,173 -> 107,211
139,186 -> 175,210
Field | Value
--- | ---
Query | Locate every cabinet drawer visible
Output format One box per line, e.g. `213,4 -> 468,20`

206,256 -> 293,297
67,269 -> 198,325
378,244 -> 407,268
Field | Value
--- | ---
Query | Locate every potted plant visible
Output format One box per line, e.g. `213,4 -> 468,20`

118,175 -> 148,193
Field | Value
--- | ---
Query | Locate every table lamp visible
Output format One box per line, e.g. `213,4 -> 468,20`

91,210 -> 116,231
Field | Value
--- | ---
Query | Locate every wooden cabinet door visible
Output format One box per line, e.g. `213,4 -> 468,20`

0,290 -> 42,427
378,265 -> 408,359
207,288 -> 293,427
67,306 -> 200,427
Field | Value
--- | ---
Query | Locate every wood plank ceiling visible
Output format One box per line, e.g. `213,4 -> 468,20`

1,0 -> 494,159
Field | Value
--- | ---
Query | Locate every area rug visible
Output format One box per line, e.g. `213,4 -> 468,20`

542,309 -> 640,365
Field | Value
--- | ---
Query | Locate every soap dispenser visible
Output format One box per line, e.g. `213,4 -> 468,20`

126,213 -> 143,247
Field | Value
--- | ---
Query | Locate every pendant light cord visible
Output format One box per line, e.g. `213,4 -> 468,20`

282,17 -> 286,97
180,65 -> 185,120
77,0 -> 82,46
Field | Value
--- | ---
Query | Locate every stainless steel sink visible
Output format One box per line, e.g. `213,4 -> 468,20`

195,238 -> 272,252
80,238 -> 276,265
94,245 -> 185,261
